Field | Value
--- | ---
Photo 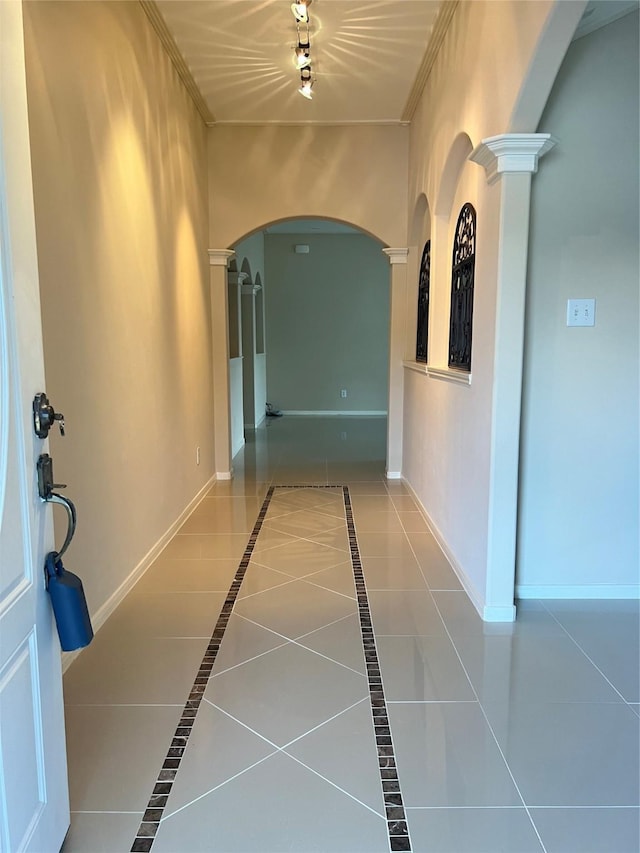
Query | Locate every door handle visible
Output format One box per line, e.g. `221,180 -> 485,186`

46,493 -> 77,560
37,453 -> 76,559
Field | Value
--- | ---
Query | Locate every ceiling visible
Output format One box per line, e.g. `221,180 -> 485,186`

149,0 -> 638,126
151,0 -> 446,125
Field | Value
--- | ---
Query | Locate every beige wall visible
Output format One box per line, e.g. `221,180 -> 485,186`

24,1 -> 213,619
407,1 -> 581,209
208,125 -> 409,248
401,0 -> 584,614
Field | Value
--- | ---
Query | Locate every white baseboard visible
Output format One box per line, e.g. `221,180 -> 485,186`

385,471 -> 402,480
244,414 -> 266,430
403,479 -> 515,623
517,584 -> 640,600
62,473 -> 216,672
281,410 -> 388,416
483,604 -> 517,621
216,470 -> 233,480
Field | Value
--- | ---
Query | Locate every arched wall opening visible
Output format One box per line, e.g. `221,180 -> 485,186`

210,214 -> 407,478
430,133 -> 475,369
406,194 -> 431,364
235,216 -> 390,459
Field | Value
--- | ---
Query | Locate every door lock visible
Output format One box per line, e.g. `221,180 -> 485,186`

33,392 -> 65,438
37,453 -> 67,500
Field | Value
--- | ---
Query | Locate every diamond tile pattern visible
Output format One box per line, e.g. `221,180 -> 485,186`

60,418 -> 639,853
233,576 -> 357,638
203,641 -> 368,746
253,538 -> 350,577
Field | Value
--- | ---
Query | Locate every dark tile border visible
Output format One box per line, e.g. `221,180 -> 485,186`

131,484 -> 411,852
342,486 -> 412,853
130,486 -> 277,852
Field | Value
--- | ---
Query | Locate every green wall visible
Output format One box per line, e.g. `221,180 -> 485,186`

265,233 -> 389,413
518,12 -> 639,593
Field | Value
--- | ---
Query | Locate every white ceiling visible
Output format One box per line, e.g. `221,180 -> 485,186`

151,1 -> 639,127
153,0 -> 444,125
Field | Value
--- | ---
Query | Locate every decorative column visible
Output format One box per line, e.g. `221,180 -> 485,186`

208,249 -> 235,479
227,271 -> 248,458
226,270 -> 248,359
469,133 -> 556,620
382,248 -> 409,479
241,283 -> 261,428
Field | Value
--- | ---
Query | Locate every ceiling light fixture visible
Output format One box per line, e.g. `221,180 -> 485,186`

290,2 -> 315,99
294,29 -> 311,69
291,0 -> 311,24
298,69 -> 313,99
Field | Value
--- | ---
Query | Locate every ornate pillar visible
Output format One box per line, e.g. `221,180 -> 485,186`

382,248 -> 409,479
227,270 -> 248,359
241,283 -> 261,428
208,249 -> 235,479
469,133 -> 556,620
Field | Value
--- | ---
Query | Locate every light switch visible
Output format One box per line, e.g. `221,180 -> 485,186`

567,298 -> 596,327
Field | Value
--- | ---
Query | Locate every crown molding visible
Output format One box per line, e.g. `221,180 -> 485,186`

470,133 -> 557,184
208,249 -> 235,267
212,119 -> 410,127
139,0 -> 215,126
402,1 -> 460,123
383,248 -> 409,265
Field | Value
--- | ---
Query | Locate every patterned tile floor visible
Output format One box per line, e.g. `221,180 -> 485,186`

62,417 -> 640,853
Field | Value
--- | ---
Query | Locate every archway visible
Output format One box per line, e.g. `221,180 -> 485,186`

208,216 -> 408,480
407,193 -> 432,363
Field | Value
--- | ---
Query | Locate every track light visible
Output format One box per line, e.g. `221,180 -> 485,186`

291,0 -> 311,24
294,30 -> 311,69
289,2 -> 315,99
295,46 -> 311,69
298,66 -> 313,99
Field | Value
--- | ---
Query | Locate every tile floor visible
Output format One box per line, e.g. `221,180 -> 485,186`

61,417 -> 640,853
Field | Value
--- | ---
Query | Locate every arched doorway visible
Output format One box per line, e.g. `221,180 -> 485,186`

209,217 -> 408,481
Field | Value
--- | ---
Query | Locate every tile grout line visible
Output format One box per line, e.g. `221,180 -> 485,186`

129,483 -> 350,852
538,601 -> 632,706
393,497 -> 548,853
129,485 -> 277,852
422,583 -> 550,853
342,486 -> 413,853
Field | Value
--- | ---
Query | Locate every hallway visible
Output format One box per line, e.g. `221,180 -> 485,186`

61,418 -> 639,853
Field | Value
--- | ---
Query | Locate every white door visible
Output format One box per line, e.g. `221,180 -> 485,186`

0,2 -> 70,851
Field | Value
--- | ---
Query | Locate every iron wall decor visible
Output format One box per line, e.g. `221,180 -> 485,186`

448,202 -> 476,371
415,239 -> 431,363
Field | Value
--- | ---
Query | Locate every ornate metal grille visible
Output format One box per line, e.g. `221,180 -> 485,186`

448,203 -> 476,371
415,240 -> 431,363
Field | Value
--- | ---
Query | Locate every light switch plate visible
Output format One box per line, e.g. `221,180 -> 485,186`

567,298 -> 596,327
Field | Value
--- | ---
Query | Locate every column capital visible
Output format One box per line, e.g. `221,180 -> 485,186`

382,248 -> 409,265
228,271 -> 249,286
470,133 -> 557,185
208,249 -> 235,267
241,284 -> 261,296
